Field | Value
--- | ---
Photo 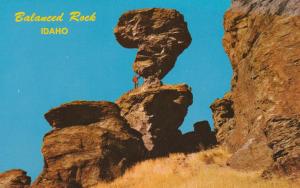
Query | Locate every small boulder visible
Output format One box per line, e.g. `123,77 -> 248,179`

179,121 -> 217,153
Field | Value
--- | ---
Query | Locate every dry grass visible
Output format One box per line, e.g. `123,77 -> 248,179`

94,147 -> 299,188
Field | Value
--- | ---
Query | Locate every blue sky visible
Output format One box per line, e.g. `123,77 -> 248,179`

0,0 -> 231,180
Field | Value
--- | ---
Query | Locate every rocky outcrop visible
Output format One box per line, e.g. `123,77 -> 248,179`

210,93 -> 235,145
44,101 -> 120,129
114,8 -> 217,157
28,8 -> 210,187
116,84 -> 193,156
114,8 -> 192,82
211,0 -> 300,177
0,169 -> 31,188
179,121 -> 217,153
32,101 -> 146,188
2,8 -> 220,187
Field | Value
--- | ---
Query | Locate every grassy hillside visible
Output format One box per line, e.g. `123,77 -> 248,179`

94,147 -> 299,188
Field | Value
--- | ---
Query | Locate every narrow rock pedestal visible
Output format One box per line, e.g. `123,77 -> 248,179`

116,84 -> 193,156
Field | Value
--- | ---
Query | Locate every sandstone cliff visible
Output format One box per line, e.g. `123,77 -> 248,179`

211,0 -> 300,178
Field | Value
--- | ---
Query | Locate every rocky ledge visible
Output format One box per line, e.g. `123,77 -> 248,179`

0,169 -> 31,188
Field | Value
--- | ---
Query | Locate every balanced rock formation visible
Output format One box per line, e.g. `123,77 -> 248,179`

32,101 -> 146,188
211,0 -> 300,178
116,84 -> 193,156
0,169 -> 31,188
114,8 -> 192,81
2,8 -> 219,187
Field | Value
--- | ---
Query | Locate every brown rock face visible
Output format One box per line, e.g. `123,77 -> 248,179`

263,117 -> 300,178
212,0 -> 300,177
114,8 -> 192,81
0,169 -> 31,188
116,84 -> 193,156
33,101 -> 146,188
210,94 -> 235,145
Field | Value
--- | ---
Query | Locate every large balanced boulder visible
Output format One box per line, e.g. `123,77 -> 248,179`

0,169 -> 31,188
114,8 -> 192,81
116,84 -> 193,156
32,101 -> 146,188
211,0 -> 300,178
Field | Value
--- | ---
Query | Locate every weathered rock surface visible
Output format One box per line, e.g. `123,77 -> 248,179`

263,117 -> 300,178
0,169 -> 31,188
44,101 -> 120,129
210,93 -> 235,145
116,84 -> 193,156
179,121 -> 217,153
114,8 -> 192,81
32,101 -> 146,188
212,0 -> 300,177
